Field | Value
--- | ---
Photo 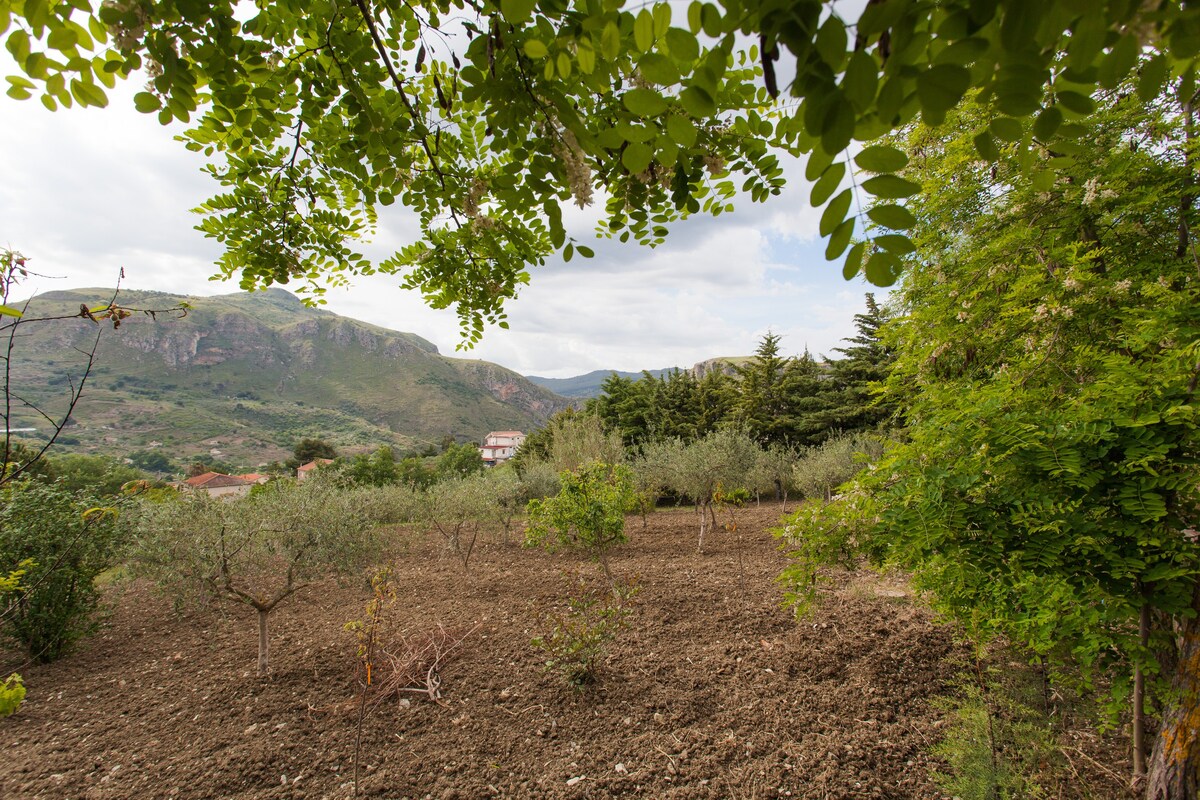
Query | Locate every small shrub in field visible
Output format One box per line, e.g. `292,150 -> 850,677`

533,573 -> 638,689
931,668 -> 1061,800
525,462 -> 638,579
0,481 -> 118,662
419,475 -> 492,571
0,673 -> 25,718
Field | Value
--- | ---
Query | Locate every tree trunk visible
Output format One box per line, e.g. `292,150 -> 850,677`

1146,599 -> 1200,800
257,608 -> 270,676
1135,603 -> 1150,780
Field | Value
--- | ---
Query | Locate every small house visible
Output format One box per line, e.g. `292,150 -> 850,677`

479,431 -> 526,466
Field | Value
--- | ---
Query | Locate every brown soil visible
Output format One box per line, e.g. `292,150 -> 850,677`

1,504 -> 1130,799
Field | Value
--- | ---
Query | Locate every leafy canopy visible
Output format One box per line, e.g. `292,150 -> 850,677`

8,1 -> 1200,338
780,89 -> 1200,705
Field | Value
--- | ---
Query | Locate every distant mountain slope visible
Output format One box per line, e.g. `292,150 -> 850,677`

525,368 -> 679,399
13,288 -> 571,465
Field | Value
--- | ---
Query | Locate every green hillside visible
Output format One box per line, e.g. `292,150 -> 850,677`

11,288 -> 570,466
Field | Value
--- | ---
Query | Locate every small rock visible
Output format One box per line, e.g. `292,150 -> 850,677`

244,724 -> 258,734
566,776 -> 584,786
614,763 -> 628,774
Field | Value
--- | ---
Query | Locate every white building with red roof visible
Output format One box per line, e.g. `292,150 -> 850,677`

479,431 -> 526,466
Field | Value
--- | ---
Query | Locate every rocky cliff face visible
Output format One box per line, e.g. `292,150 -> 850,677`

690,357 -> 741,379
457,361 -> 572,421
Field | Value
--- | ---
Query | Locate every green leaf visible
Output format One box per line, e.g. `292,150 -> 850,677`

556,51 -> 572,78
601,22 -> 621,60
867,204 -> 917,230
973,130 -> 1000,161
6,29 -> 30,63
842,51 -> 879,112
916,64 -> 971,123
623,87 -> 669,117
666,114 -> 697,148
820,95 -> 855,155
563,243 -> 574,262
843,241 -> 866,280
638,53 -> 681,85
70,78 -> 107,107
810,161 -> 846,206
522,39 -> 548,59
1032,105 -> 1062,140
1056,90 -> 1094,116
576,245 -> 595,258
500,0 -> 536,25
874,234 -> 916,255
861,175 -> 921,199
577,43 -> 596,74
0,305 -> 24,318
815,16 -> 847,70
820,188 -> 852,238
622,141 -> 654,173
854,145 -> 908,173
825,217 -> 854,260
679,86 -> 715,117
665,28 -> 699,63
687,0 -> 702,34
1138,54 -> 1169,102
1099,34 -> 1139,90
133,91 -> 161,113
1029,170 -> 1055,192
864,250 -> 901,286
634,9 -> 655,52
989,116 -> 1025,142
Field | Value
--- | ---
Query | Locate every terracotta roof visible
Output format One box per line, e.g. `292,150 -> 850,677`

487,431 -> 525,437
184,472 -> 252,489
237,473 -> 268,483
297,458 -> 335,472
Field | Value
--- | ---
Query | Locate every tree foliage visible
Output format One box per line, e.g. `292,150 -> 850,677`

780,91 -> 1200,795
641,427 -> 758,551
11,2 -> 1198,338
0,480 -> 118,662
525,461 -> 638,578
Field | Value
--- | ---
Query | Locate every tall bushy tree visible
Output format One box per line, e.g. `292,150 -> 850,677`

810,294 -> 896,436
781,92 -> 1200,795
734,333 -> 796,447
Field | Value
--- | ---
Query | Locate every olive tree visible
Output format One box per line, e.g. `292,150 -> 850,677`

642,429 -> 759,552
130,474 -> 377,675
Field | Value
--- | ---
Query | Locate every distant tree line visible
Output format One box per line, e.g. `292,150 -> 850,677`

520,294 -> 895,465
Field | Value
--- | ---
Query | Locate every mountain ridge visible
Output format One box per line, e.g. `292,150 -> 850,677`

13,287 -> 570,466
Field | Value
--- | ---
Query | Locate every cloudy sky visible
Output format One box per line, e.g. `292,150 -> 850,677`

0,64 -> 879,379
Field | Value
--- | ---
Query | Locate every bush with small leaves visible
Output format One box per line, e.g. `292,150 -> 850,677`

0,481 -> 119,662
525,462 -> 638,579
791,432 -> 884,502
532,573 -> 638,689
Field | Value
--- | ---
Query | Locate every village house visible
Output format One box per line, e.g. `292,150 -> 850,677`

296,458 -> 335,481
479,431 -> 526,466
177,471 -> 255,499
